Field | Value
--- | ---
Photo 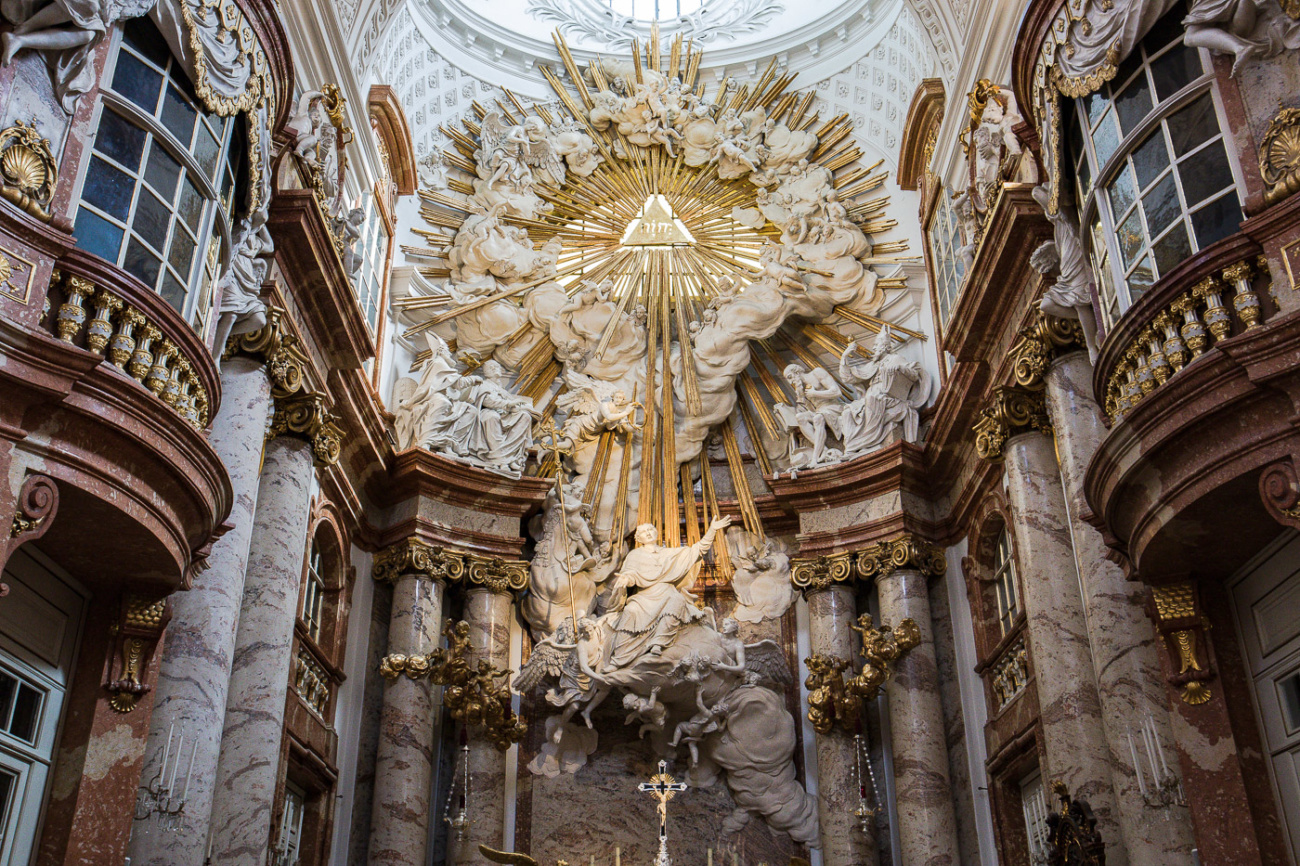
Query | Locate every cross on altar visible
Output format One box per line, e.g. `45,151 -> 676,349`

639,760 -> 688,839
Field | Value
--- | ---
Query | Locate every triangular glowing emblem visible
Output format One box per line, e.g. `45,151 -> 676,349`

621,195 -> 695,247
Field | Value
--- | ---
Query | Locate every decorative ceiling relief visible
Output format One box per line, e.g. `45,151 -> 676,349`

525,0 -> 785,48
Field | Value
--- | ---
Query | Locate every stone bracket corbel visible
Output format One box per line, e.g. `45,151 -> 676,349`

1,473 -> 59,584
105,593 -> 171,713
1009,310 -> 1087,390
1259,458 -> 1300,532
1146,582 -> 1215,706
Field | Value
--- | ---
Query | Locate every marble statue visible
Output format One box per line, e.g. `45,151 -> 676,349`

334,206 -> 365,279
1182,0 -> 1300,75
0,0 -> 151,111
1031,183 -> 1100,361
286,89 -> 329,163
514,514 -> 821,847
773,363 -> 844,476
968,83 -> 1025,213
390,337 -> 539,477
837,326 -> 930,455
211,210 -> 272,357
418,149 -> 449,189
727,529 -> 794,623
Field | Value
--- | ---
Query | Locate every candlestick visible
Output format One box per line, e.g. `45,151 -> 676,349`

615,847 -> 621,866
181,736 -> 197,801
168,734 -> 183,793
1142,721 -> 1159,788
708,848 -> 713,866
1149,715 -> 1171,778
161,723 -> 173,787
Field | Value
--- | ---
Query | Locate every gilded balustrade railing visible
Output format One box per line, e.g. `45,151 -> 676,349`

1102,255 -> 1269,421
43,251 -> 217,430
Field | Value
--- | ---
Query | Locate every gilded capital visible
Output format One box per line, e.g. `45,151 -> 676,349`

790,552 -> 856,592
857,534 -> 947,581
269,393 -> 344,467
372,538 -> 467,584
465,553 -> 530,593
1009,310 -> 1087,390
973,386 -> 1052,462
223,308 -> 310,398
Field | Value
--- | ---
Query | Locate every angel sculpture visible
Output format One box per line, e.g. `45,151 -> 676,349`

478,111 -> 564,191
552,370 -> 641,462
1030,183 -> 1100,361
728,529 -> 794,623
514,616 -> 613,742
623,687 -> 667,739
837,326 -> 931,457
773,363 -> 844,476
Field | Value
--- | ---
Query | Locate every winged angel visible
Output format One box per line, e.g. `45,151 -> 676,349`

479,111 -> 567,190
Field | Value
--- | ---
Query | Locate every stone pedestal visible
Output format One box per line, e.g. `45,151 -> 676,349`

454,586 -> 514,866
876,568 -> 960,866
208,435 -> 315,864
1004,429 -> 1127,865
1043,352 -> 1195,863
368,572 -> 446,866
127,357 -> 272,866
804,584 -> 876,866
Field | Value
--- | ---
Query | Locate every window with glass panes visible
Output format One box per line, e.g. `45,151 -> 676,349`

928,188 -> 967,325
73,16 -> 244,336
992,530 -> 1020,637
273,781 -> 306,866
353,194 -> 390,331
1064,4 -> 1242,330
302,542 -> 326,644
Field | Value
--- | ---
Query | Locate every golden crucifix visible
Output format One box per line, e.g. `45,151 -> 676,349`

638,760 -> 688,839
534,418 -> 579,627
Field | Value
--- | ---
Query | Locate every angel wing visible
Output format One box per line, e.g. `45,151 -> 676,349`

513,638 -> 573,694
555,369 -> 603,416
479,846 -> 539,866
744,639 -> 792,686
525,136 -> 566,186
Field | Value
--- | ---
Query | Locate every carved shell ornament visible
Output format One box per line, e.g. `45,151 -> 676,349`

0,119 -> 57,221
1260,106 -> 1300,206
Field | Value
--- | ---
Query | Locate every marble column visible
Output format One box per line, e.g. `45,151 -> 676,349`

876,568 -> 960,866
368,572 -> 446,866
453,586 -> 514,866
1043,351 -> 1195,863
1003,428 -> 1128,866
208,435 -> 315,864
127,357 -> 272,866
804,583 -> 876,866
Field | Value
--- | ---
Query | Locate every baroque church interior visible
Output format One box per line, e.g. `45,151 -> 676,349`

0,0 -> 1298,862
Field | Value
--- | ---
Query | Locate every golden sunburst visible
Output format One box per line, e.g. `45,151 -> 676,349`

398,27 -> 923,575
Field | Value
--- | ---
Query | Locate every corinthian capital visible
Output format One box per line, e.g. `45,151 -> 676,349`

856,534 -> 947,580
372,538 -> 467,584
973,386 -> 1051,462
465,553 -> 530,593
223,307 -> 310,398
269,393 -> 344,467
790,552 -> 856,592
1009,310 -> 1087,390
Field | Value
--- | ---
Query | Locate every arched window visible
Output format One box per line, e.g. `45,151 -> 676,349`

1064,4 -> 1243,330
927,187 -> 968,325
991,528 -> 1020,638
301,539 -> 327,645
71,16 -> 245,338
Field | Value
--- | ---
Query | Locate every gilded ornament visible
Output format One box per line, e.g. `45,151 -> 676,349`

268,393 -> 344,467
223,307 -> 310,398
465,553 -> 530,593
0,120 -> 57,221
1259,106 -> 1300,206
856,534 -> 947,581
848,613 -> 921,703
1010,310 -> 1086,390
803,614 -> 922,735
1147,582 -> 1215,706
372,537 -> 468,584
803,653 -> 855,734
973,386 -> 1051,462
379,620 -> 526,749
789,552 -> 855,591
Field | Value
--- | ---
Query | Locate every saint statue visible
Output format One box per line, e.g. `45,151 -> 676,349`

838,326 -> 930,456
605,517 -> 731,670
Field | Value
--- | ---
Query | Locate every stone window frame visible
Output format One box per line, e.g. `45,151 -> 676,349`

66,16 -> 244,339
294,503 -> 351,682
962,495 -> 1029,672
926,184 -> 968,328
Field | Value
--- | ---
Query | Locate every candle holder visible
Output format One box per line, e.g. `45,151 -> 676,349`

134,723 -> 197,831
852,729 -> 881,833
443,739 -> 472,843
1127,713 -> 1185,809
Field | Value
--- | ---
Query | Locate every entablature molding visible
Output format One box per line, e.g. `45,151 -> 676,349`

767,440 -> 931,512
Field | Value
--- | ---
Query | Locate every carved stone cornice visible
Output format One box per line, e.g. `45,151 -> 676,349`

223,307 -> 310,398
856,534 -> 947,581
973,386 -> 1052,462
790,552 -> 856,592
269,393 -> 344,467
464,553 -> 529,593
1009,310 -> 1087,390
372,538 -> 467,584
